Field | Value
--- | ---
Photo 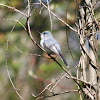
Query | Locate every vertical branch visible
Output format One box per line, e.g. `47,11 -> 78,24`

86,1 -> 97,84
47,0 -> 52,31
87,1 -> 100,99
78,0 -> 87,82
86,0 -> 98,99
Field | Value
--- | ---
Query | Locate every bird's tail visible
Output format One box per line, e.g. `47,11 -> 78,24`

58,52 -> 69,68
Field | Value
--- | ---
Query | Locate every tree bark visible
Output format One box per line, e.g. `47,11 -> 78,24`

78,0 -> 99,99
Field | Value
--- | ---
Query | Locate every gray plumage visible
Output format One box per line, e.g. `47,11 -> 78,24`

40,31 -> 68,67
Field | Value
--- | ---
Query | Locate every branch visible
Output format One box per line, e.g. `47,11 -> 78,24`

36,90 -> 78,100
38,0 -> 77,33
6,37 -> 24,100
0,3 -> 28,17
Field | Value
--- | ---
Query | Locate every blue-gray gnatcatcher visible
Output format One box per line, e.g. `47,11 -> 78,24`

40,31 -> 68,67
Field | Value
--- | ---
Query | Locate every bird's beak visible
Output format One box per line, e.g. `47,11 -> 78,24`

38,31 -> 41,34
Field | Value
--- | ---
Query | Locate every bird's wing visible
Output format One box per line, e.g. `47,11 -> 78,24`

44,38 -> 61,55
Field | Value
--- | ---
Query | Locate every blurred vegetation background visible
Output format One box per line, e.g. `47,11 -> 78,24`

0,0 -> 100,100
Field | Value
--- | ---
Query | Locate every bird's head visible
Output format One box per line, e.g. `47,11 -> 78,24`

40,31 -> 52,39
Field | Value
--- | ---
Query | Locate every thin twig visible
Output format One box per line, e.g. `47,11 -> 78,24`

0,3 -> 27,17
6,40 -> 24,100
8,40 -> 50,59
3,18 -> 26,30
38,0 -> 77,33
36,90 -> 78,100
4,2 -> 28,99
47,0 -> 52,31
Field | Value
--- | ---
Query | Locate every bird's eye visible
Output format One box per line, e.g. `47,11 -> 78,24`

43,32 -> 47,35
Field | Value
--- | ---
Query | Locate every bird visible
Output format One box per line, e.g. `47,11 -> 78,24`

40,31 -> 68,67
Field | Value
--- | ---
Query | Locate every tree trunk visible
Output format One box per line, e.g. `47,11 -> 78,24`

78,0 -> 99,99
